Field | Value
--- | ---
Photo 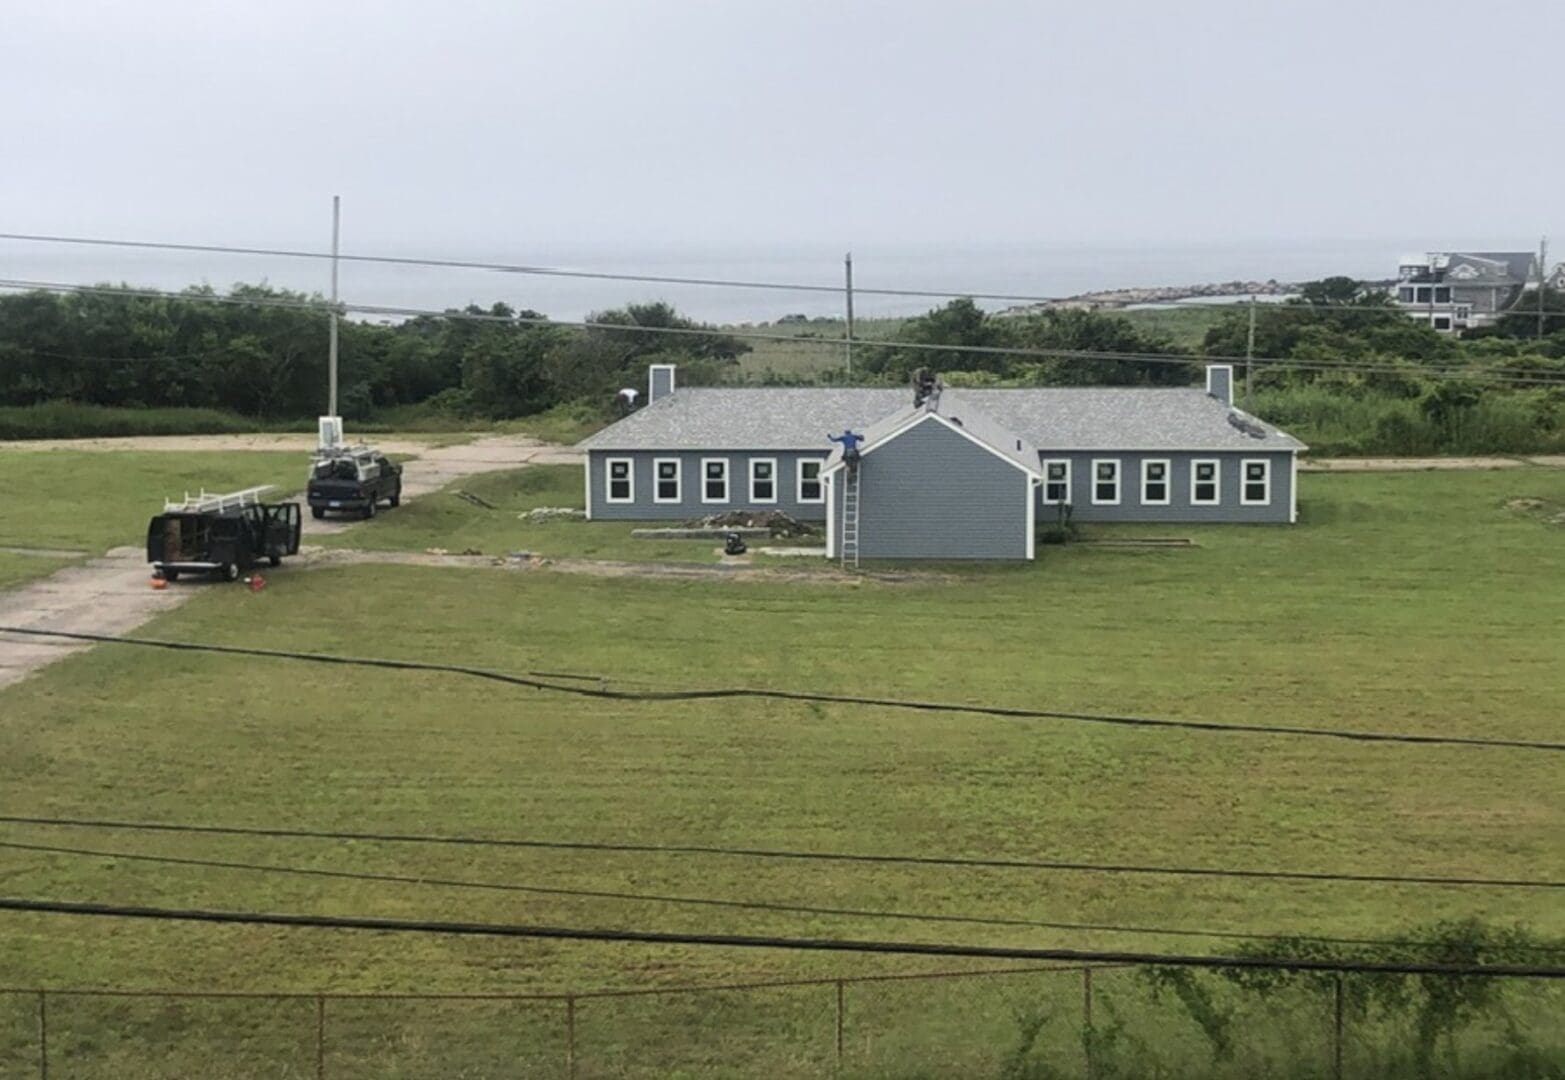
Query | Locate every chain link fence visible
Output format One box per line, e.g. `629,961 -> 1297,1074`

3,964 -> 1562,1078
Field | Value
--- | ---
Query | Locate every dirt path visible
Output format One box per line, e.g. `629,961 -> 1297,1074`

301,547 -> 940,586
0,435 -> 578,690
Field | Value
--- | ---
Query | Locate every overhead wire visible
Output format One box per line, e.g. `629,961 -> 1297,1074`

0,625 -> 1560,752
2,896 -> 1561,977
2,228 -> 1560,321
1,277 -> 1561,388
3,835 -> 1562,955
3,813 -> 1561,891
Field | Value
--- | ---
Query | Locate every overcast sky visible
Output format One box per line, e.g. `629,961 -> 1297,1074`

2,0 -> 1560,311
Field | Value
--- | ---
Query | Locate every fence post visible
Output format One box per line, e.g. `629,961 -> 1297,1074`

834,980 -> 845,1075
37,991 -> 47,1080
1082,968 -> 1094,1080
565,995 -> 577,1080
315,994 -> 325,1080
1333,975 -> 1344,1080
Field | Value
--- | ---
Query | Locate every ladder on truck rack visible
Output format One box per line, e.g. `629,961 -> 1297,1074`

840,464 -> 860,569
163,485 -> 276,514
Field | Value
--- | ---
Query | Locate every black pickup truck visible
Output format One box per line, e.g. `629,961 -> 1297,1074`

307,446 -> 403,519
147,489 -> 301,582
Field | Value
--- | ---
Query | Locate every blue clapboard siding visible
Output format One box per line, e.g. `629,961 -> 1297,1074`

1035,451 -> 1294,524
586,450 -> 830,521
834,417 -> 1031,560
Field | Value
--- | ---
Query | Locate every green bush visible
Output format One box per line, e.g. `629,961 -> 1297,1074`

1250,384 -> 1565,457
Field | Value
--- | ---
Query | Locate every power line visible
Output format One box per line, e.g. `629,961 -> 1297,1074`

2,896 -> 1560,977
2,277 -> 1561,388
1,625 -> 1559,752
9,835 -> 1558,954
5,814 -> 1561,891
4,228 -> 1559,323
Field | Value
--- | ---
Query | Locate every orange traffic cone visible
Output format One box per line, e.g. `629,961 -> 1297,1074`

150,576 -> 168,590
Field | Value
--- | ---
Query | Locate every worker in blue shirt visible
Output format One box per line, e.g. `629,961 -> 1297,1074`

829,429 -> 865,464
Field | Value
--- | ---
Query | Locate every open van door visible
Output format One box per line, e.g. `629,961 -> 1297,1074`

263,503 -> 302,559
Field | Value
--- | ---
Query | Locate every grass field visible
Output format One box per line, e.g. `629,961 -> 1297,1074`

0,449 -> 307,556
736,317 -> 907,379
1112,304 -> 1230,349
0,552 -> 78,590
1,466 -> 1563,1074
319,464 -> 747,562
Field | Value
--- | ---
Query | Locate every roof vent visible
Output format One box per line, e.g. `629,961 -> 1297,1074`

1227,412 -> 1269,439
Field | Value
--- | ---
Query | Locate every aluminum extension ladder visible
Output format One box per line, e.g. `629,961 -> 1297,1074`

840,463 -> 861,569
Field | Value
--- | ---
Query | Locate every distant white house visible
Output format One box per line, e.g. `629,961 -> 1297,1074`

1393,251 -> 1540,332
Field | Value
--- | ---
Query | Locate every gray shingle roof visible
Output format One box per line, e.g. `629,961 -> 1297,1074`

820,390 -> 1043,475
579,386 -> 1306,453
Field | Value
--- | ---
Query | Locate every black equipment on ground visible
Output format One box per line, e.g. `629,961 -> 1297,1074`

724,532 -> 748,556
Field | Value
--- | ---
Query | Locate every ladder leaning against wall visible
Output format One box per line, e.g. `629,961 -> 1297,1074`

840,463 -> 861,569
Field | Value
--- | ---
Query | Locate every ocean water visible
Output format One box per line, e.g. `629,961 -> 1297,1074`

1,238 -> 1416,325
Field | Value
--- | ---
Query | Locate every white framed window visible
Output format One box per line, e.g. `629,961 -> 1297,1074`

605,457 -> 634,503
1091,459 -> 1120,505
1241,458 -> 1271,505
796,458 -> 825,504
1190,459 -> 1220,506
1042,459 -> 1071,505
701,458 -> 729,504
653,458 -> 681,503
749,458 -> 777,503
1141,459 -> 1171,505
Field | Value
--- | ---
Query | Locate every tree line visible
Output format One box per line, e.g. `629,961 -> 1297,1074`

0,285 -> 750,420
2,277 -> 1561,429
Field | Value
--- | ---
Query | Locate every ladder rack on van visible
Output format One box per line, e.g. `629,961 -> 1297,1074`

162,485 -> 277,514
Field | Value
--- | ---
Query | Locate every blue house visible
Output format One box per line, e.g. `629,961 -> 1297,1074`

579,363 -> 1305,561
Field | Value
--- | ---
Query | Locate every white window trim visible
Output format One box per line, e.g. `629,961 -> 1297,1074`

796,457 -> 826,504
749,457 -> 778,504
1090,458 -> 1121,506
652,457 -> 681,504
1140,458 -> 1171,506
1041,458 -> 1072,506
605,457 -> 634,504
700,457 -> 729,504
1190,459 -> 1221,506
1241,458 -> 1271,506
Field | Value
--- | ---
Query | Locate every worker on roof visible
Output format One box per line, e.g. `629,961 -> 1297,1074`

829,429 -> 865,464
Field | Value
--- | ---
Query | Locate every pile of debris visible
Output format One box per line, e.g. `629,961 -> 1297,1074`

519,506 -> 587,522
689,510 -> 818,538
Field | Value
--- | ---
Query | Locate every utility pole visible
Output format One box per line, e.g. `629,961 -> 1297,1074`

328,195 -> 341,421
1245,294 -> 1256,408
1539,235 -> 1549,341
844,251 -> 855,376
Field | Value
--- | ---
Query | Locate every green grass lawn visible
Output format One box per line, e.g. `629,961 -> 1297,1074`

1112,304 -> 1230,349
1,468 -> 1563,1074
322,463 -> 742,562
0,450 -> 307,556
0,551 -> 79,589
